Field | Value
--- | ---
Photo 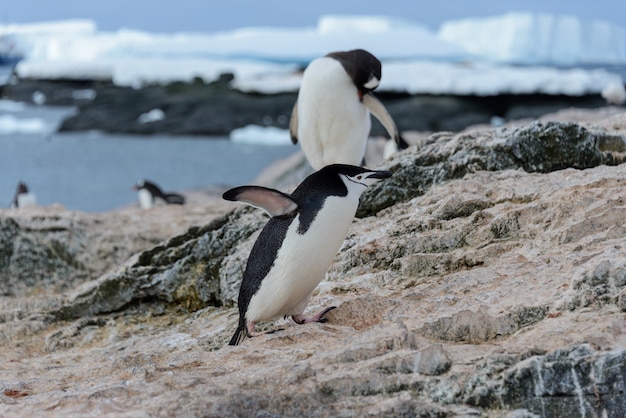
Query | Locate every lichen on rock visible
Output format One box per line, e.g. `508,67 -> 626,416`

2,109 -> 626,417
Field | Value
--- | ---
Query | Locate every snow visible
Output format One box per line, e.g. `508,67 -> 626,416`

1,13 -> 625,98
0,114 -> 49,135
137,108 -> 165,124
601,81 -> 626,104
230,125 -> 292,146
439,12 -> 626,65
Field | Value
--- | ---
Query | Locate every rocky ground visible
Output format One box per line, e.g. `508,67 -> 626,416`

1,107 -> 626,417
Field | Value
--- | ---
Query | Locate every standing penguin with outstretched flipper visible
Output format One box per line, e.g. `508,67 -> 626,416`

224,164 -> 392,345
290,49 -> 407,170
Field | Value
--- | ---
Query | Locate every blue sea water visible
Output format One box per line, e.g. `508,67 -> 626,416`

0,103 -> 296,212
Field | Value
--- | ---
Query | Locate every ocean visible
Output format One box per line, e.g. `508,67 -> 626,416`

0,101 -> 297,212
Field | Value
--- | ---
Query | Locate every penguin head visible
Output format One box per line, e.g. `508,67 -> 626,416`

332,164 -> 392,194
298,164 -> 392,201
16,181 -> 29,194
326,49 -> 382,98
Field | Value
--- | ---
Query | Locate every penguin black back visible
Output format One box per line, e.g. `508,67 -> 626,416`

135,180 -> 167,200
134,179 -> 185,206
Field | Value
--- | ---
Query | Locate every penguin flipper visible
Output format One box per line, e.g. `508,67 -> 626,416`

289,101 -> 299,144
223,186 -> 298,218
362,93 -> 401,145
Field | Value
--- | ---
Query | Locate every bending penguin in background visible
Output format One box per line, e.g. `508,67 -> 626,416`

133,179 -> 185,209
224,164 -> 392,345
289,49 -> 406,170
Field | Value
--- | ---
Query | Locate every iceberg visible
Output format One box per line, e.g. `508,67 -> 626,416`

438,12 -> 626,65
230,125 -> 292,146
1,13 -> 624,97
0,114 -> 49,135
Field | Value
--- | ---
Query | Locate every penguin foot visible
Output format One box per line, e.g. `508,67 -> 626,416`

292,306 -> 337,325
246,322 -> 285,338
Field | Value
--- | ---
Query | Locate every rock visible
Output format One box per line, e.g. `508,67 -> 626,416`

414,344 -> 451,376
358,119 -> 626,217
1,109 -> 626,416
0,194 -> 234,299
1,78 -> 617,137
465,344 -> 626,417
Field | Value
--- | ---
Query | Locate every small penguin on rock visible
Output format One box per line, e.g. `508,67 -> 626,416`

10,181 -> 37,208
224,164 -> 392,345
133,180 -> 185,209
290,49 -> 407,169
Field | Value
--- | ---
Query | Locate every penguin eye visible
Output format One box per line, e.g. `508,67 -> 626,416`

356,175 -> 363,180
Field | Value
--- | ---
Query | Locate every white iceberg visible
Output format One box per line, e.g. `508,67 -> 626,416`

1,13 -> 624,96
438,12 -> 626,65
230,125 -> 292,146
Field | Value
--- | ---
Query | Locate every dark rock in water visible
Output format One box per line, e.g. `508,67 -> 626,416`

376,93 -> 495,133
0,78 -> 100,106
0,77 -> 616,136
59,77 -> 298,136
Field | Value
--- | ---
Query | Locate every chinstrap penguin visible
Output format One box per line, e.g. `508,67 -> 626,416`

10,181 -> 37,208
289,49 -> 407,170
223,164 -> 392,345
133,180 -> 185,209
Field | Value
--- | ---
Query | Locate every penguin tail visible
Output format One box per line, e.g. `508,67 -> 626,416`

396,133 -> 410,150
165,193 -> 185,205
228,323 -> 246,346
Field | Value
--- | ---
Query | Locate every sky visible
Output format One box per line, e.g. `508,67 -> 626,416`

2,0 -> 626,33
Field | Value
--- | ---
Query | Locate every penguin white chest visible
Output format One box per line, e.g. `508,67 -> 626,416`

297,58 -> 371,169
17,193 -> 37,208
245,194 -> 359,322
138,189 -> 153,209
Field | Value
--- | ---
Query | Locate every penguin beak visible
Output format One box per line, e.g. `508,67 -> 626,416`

366,170 -> 392,180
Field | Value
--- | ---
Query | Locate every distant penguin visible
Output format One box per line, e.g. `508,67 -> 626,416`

289,49 -> 407,170
224,164 -> 392,345
10,181 -> 37,208
133,180 -> 185,209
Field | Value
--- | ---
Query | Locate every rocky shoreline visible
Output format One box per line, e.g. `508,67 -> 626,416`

0,76 -> 612,136
1,107 -> 626,416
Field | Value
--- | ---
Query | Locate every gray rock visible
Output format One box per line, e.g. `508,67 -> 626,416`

465,344 -> 626,418
414,344 -> 451,376
358,120 -> 626,217
2,77 -> 614,137
2,112 -> 626,417
47,208 -> 263,320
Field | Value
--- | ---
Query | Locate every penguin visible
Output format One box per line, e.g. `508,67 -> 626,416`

289,49 -> 407,170
224,164 -> 392,345
10,181 -> 37,208
132,180 -> 185,209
